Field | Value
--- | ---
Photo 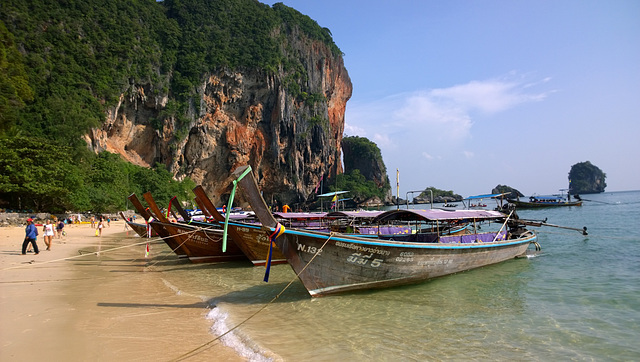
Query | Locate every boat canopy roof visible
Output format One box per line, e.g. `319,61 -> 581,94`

531,195 -> 564,200
325,210 -> 384,219
465,193 -> 507,200
374,208 -> 505,222
273,212 -> 327,219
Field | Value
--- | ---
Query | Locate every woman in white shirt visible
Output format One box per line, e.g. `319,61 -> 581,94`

43,219 -> 55,250
97,218 -> 104,236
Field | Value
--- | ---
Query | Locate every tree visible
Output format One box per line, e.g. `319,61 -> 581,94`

331,169 -> 385,203
0,22 -> 34,134
0,136 -> 77,212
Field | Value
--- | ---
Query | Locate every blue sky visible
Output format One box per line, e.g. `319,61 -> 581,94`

264,0 -> 640,196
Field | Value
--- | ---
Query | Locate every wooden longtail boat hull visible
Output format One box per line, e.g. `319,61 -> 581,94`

128,194 -> 189,256
141,192 -> 248,263
149,220 -> 248,263
266,227 -> 533,296
192,185 -> 287,266
232,165 -> 537,297
507,199 -> 582,208
119,211 -> 153,238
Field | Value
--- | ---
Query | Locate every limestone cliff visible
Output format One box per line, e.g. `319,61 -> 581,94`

492,185 -> 524,199
341,136 -> 392,203
85,31 -> 352,206
568,161 -> 607,194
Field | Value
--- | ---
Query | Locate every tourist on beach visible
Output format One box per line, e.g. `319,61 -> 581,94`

97,218 -> 104,236
90,216 -> 95,228
42,219 -> 55,250
22,218 -> 40,255
107,217 -> 111,227
56,220 -> 65,239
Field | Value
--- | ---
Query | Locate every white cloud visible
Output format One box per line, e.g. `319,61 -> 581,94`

428,78 -> 550,114
372,133 -> 394,149
347,74 -> 552,145
345,74 -> 553,191
394,94 -> 473,142
344,122 -> 367,137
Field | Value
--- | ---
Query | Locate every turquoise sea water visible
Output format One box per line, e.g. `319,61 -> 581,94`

144,191 -> 640,360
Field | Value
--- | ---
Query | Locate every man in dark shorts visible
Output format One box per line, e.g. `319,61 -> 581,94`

22,218 -> 40,255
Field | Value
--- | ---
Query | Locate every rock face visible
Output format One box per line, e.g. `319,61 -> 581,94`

341,136 -> 391,202
568,161 -> 606,194
85,36 -> 352,206
492,185 -> 524,199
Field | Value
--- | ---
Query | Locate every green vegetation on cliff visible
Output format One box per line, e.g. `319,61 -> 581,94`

569,161 -> 606,194
331,170 -> 387,204
0,0 -> 342,212
418,187 -> 462,201
336,136 -> 390,204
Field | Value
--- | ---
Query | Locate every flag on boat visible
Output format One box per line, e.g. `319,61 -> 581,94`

396,169 -> 400,200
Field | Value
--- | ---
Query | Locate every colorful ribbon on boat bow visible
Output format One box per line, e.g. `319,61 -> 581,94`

145,214 -> 154,257
264,223 -> 285,282
166,196 -> 176,219
223,166 -> 253,252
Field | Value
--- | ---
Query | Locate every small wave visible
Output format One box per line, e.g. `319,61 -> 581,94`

206,307 -> 278,361
161,278 -> 209,301
161,279 -> 279,360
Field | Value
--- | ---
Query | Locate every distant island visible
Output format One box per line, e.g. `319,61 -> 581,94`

569,161 -> 606,194
492,185 -> 524,199
413,187 -> 462,204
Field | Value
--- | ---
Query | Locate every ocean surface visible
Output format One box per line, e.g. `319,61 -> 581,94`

124,191 -> 640,360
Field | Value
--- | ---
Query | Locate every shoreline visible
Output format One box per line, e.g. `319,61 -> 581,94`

0,221 -> 242,361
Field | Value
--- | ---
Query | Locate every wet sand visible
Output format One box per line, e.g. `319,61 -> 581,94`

0,221 -> 242,361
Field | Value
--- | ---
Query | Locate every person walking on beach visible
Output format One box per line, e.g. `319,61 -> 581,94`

42,219 -> 55,250
97,218 -> 104,236
22,218 -> 40,255
56,219 -> 65,239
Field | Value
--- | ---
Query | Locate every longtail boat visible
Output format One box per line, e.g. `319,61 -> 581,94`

142,192 -> 249,263
128,194 -> 189,257
192,185 -> 287,266
119,211 -> 156,238
128,193 -> 248,263
507,195 -> 582,208
229,165 -> 539,297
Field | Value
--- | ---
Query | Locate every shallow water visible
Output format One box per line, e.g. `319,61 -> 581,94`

130,191 -> 640,360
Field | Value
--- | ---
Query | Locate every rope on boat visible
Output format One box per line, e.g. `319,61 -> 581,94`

0,227 -> 198,272
1,238 -> 158,271
535,229 -> 639,241
171,232 -> 336,362
580,199 -> 640,205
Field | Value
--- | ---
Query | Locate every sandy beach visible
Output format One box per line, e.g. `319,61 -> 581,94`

0,220 -> 243,361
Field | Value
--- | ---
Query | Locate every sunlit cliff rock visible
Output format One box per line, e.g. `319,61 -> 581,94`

85,33 -> 352,206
